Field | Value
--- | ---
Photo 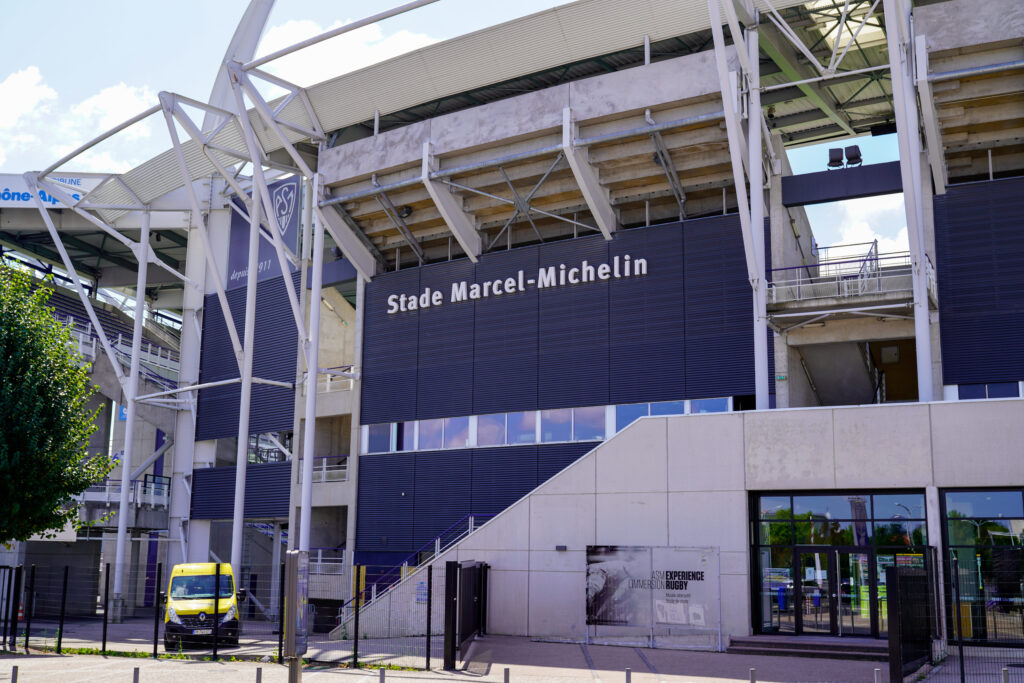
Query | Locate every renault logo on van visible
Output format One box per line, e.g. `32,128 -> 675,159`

198,612 -> 207,622
272,182 -> 296,236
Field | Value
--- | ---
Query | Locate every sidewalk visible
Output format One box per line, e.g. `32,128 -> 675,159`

0,634 -> 889,682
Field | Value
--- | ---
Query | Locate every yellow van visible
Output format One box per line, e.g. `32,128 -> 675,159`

163,562 -> 246,649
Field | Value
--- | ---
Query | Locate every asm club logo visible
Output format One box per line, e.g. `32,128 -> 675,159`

272,182 -> 297,236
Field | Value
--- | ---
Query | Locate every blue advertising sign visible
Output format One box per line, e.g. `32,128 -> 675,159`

226,177 -> 301,290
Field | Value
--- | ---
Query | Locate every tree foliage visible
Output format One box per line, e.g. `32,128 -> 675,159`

0,265 -> 113,543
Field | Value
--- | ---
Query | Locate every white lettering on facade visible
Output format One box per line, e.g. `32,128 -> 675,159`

386,255 -> 650,314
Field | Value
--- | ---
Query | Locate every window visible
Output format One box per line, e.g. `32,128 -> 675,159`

396,422 -> 416,451
615,403 -> 649,432
650,400 -> 687,416
443,416 -> 469,449
573,406 -> 605,441
418,419 -> 443,450
507,411 -> 537,444
367,424 -> 392,453
958,382 -> 1020,400
477,413 -> 506,446
873,494 -> 925,519
946,490 -> 1023,519
691,397 -> 729,414
541,408 -> 572,442
793,494 -> 869,519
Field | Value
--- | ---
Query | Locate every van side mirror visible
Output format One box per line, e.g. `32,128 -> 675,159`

237,588 -> 248,602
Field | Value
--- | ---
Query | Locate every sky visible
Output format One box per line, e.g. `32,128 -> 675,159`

0,0 -> 907,251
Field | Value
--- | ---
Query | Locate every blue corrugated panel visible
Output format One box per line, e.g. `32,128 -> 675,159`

781,161 -> 902,207
190,467 -> 235,519
473,246 -> 540,414
537,236 -> 611,409
471,445 -> 538,515
416,260 -> 477,419
935,177 -> 1024,385
413,449 -> 473,548
361,269 -> 421,424
537,442 -> 598,482
190,462 -> 290,519
609,223 -> 686,404
355,453 -> 416,552
195,272 -> 299,441
683,215 -> 756,398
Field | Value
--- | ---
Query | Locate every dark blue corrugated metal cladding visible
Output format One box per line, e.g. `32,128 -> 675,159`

608,223 -> 686,404
360,218 -> 768,425
473,246 -> 540,414
935,177 -> 1024,385
195,272 -> 299,440
537,236 -> 611,409
190,461 -> 291,519
360,268 -> 420,424
417,259 -> 477,419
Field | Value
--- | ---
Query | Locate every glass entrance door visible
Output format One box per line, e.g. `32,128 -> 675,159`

836,549 -> 874,636
797,549 -> 834,634
796,547 -> 876,636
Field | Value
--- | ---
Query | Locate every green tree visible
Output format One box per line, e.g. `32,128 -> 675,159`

0,265 -> 113,543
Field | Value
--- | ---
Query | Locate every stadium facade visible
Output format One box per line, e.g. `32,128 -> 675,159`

1,0 -> 1023,649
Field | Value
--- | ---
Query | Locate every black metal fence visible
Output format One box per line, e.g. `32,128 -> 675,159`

0,560 -> 477,671
941,549 -> 1024,682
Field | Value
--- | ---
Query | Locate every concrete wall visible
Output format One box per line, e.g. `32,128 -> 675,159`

351,399 -> 1024,644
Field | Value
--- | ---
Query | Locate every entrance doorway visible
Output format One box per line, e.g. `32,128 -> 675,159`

754,491 -> 931,639
796,547 -> 874,636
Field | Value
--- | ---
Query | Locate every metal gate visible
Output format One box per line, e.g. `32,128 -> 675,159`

442,560 -> 488,669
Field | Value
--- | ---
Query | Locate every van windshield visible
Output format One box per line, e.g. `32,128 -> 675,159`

169,575 -> 234,599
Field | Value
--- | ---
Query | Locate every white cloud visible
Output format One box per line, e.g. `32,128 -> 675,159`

0,67 -> 160,173
254,19 -> 438,92
808,193 -> 909,254
0,66 -> 56,129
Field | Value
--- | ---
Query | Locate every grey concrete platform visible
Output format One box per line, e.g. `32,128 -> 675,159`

0,633 -> 893,682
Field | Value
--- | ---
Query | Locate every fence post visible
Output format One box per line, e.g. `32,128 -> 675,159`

212,562 -> 220,661
9,566 -> 22,650
443,561 -> 459,670
1,567 -> 10,650
425,564 -> 432,670
56,566 -> 69,654
152,563 -> 162,658
24,566 -> 35,654
353,569 -> 361,669
102,563 -> 110,653
277,562 -> 285,664
951,554 -> 966,683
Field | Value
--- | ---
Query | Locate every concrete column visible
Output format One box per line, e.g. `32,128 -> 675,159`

774,334 -> 790,408
925,485 -> 948,644
345,277 -> 366,582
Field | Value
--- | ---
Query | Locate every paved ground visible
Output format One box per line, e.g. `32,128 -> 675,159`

0,634 -> 893,682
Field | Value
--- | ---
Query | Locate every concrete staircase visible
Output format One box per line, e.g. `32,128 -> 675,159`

727,635 -> 888,661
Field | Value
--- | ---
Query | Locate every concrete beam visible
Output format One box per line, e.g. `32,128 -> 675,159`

562,108 -> 617,240
916,36 -> 948,195
421,142 -> 482,261
315,203 -> 381,280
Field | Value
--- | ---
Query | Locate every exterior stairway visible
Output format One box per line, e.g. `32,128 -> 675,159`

727,635 -> 888,661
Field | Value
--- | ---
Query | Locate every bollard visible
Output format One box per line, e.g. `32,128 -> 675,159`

11,665 -> 17,682
212,562 -> 220,661
626,667 -> 631,683
874,668 -> 881,683
133,666 -> 140,683
504,667 -> 510,683
1004,667 -> 1010,683
101,563 -> 110,653
380,666 -> 386,682
24,565 -> 35,654
256,667 -> 263,683
152,563 -> 162,659
749,668 -> 756,683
